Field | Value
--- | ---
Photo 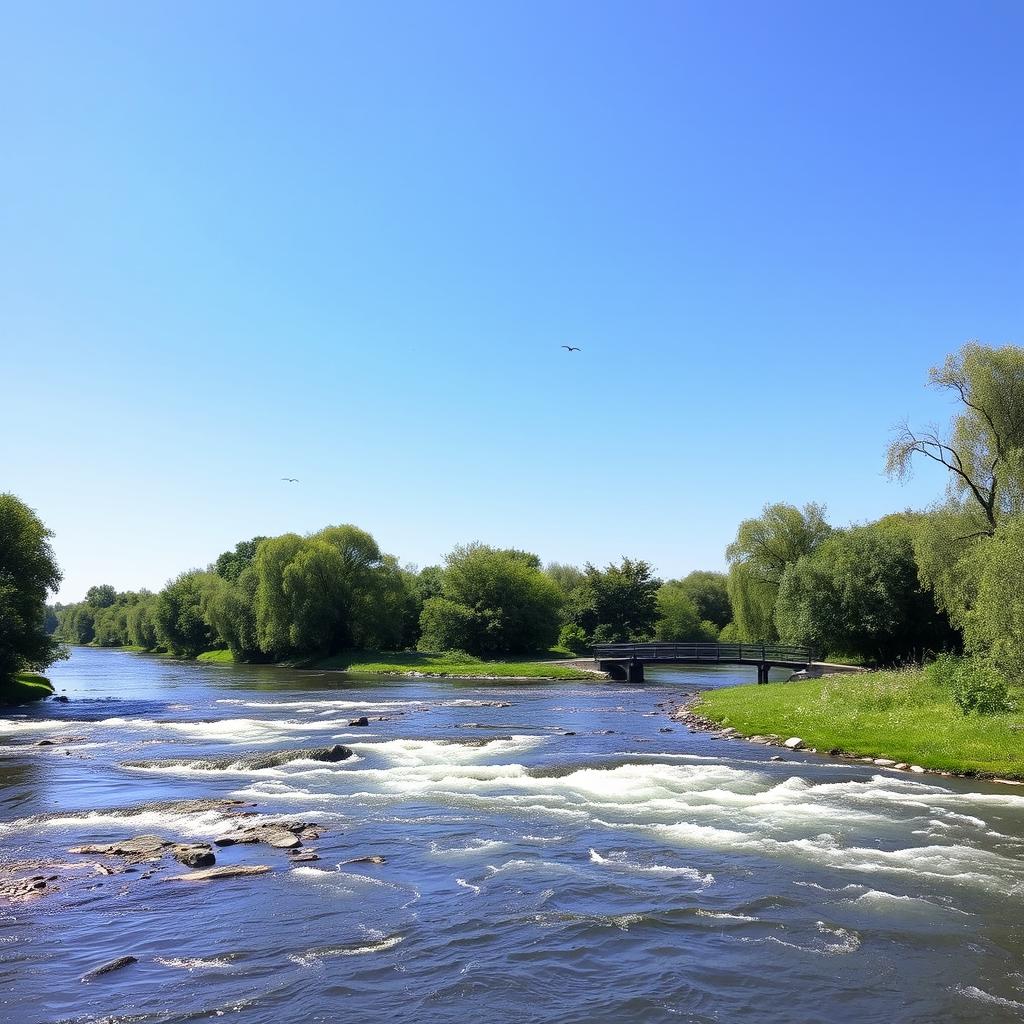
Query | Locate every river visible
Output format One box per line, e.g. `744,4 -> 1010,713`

2,647 -> 1023,1023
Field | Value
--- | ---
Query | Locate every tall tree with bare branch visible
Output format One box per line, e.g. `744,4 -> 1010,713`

887,342 -> 1024,538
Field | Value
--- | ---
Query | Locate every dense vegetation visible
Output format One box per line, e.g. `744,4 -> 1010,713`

0,494 -> 62,702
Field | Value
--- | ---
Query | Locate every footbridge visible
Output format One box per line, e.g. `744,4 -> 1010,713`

592,642 -> 816,684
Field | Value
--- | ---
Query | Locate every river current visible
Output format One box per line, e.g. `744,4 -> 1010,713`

2,647 -> 1023,1023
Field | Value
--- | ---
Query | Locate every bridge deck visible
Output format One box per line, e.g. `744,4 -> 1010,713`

593,642 -> 814,669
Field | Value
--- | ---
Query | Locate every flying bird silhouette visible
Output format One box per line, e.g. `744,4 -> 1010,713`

561,345 -> 582,352
281,477 -> 300,483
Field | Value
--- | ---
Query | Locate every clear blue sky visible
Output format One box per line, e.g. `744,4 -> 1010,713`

2,2 -> 1021,601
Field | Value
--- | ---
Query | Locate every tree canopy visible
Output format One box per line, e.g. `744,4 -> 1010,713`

726,503 -> 831,641
418,544 -> 562,655
0,494 -> 63,680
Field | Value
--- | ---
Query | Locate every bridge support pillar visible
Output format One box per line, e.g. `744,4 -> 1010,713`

628,659 -> 644,684
757,663 -> 770,684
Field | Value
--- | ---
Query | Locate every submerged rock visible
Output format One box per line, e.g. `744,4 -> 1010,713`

121,744 -> 352,771
81,955 -> 137,982
165,865 -> 271,882
340,855 -> 387,865
348,717 -> 369,727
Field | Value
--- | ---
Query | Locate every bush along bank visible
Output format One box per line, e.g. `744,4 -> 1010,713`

1,672 -> 55,706
681,660 -> 1024,782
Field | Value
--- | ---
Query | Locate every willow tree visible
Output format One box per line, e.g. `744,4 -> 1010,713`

887,343 -> 1024,537
887,343 -> 1024,635
725,503 -> 831,641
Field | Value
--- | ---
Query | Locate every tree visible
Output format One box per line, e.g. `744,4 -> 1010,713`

726,503 -> 831,641
154,571 -> 217,657
213,537 -> 267,583
84,584 -> 117,609
0,494 -> 63,681
959,517 -> 1024,679
253,525 -> 406,658
200,570 -> 259,659
568,558 -> 661,645
775,524 -> 955,664
654,582 -> 717,642
126,595 -> 159,650
887,343 -> 1024,537
671,571 -> 731,629
417,544 -> 562,655
545,562 -> 585,597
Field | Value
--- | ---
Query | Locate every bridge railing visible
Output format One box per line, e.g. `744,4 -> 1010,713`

592,642 -> 814,664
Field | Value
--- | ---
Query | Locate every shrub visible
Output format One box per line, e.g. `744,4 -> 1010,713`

926,655 -> 1015,716
558,624 -> 590,655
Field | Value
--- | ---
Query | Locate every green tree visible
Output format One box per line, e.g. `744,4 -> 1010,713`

126,595 -> 159,650
200,570 -> 259,659
960,517 -> 1024,679
253,525 -> 405,658
417,544 -> 562,655
154,571 -> 217,657
0,494 -> 64,681
569,558 -> 661,645
775,524 -> 955,664
213,537 -> 267,583
671,571 -> 731,629
84,584 -> 117,608
654,582 -> 717,641
726,503 -> 831,641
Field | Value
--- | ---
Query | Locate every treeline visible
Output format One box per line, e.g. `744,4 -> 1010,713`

51,531 -> 732,662
48,342 -> 1024,682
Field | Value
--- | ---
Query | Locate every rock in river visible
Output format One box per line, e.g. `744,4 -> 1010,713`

121,744 -> 353,771
165,865 -> 271,882
81,955 -> 138,982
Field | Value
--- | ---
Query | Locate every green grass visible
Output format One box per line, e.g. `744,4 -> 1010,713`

312,649 -> 600,680
0,672 -> 55,705
695,668 -> 1024,778
197,649 -> 236,663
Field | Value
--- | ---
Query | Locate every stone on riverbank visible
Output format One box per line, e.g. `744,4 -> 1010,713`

783,737 -> 804,750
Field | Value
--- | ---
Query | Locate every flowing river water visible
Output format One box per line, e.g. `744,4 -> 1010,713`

2,648 -> 1024,1023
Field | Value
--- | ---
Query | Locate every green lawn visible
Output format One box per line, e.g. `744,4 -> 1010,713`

1,672 -> 55,705
696,668 -> 1024,778
196,649 -> 236,663
312,650 -> 599,680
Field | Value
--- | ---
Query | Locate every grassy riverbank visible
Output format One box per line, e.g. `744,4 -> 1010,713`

80,644 -> 598,680
0,672 -> 55,705
312,650 -> 598,680
696,668 -> 1024,778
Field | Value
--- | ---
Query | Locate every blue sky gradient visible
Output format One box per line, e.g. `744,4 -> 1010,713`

2,2 -> 1021,600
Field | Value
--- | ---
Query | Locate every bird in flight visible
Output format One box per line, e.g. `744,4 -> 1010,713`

281,477 -> 300,483
561,345 -> 582,352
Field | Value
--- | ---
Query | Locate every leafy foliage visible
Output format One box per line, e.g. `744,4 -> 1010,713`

0,494 -> 64,680
654,582 -> 717,642
774,524 -> 956,664
565,558 -> 661,645
726,503 -> 831,641
417,544 -> 562,656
